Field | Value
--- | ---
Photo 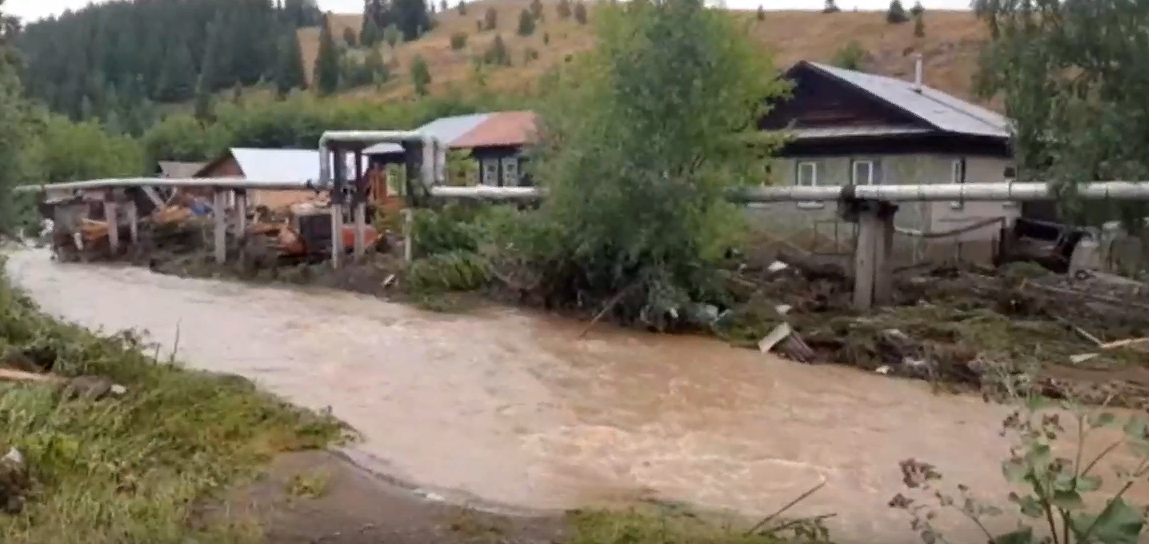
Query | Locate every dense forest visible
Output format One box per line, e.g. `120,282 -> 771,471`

15,0 -> 322,130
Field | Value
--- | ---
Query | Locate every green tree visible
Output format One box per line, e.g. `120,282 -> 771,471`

831,40 -> 868,71
484,7 -> 498,30
974,0 -> 1149,233
361,18 -> 382,46
756,5 -> 765,20
22,115 -> 146,184
314,17 -> 342,95
913,5 -> 925,37
392,0 -> 432,41
886,0 -> 909,23
823,0 -> 841,13
365,47 -> 390,88
193,78 -> 214,123
458,0 -> 467,15
557,0 -> 572,20
518,9 -> 536,36
530,0 -> 544,21
483,34 -> 511,66
142,113 -> 229,163
574,1 -> 588,24
411,54 -> 431,96
383,23 -> 402,47
0,0 -> 36,235
274,33 -> 307,97
530,0 -> 787,327
343,27 -> 358,46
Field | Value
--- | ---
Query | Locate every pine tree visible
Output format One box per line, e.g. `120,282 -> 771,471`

365,47 -> 388,88
383,24 -> 402,48
517,9 -> 536,36
274,33 -> 306,97
573,1 -> 587,24
392,0 -> 432,41
410,54 -> 431,96
556,0 -> 571,20
756,5 -> 765,21
314,16 -> 341,95
458,0 -> 467,15
440,0 -> 448,12
193,78 -> 214,122
823,0 -> 841,13
886,0 -> 909,24
484,7 -> 498,30
913,4 -> 925,37
530,0 -> 544,22
483,34 -> 510,66
156,43 -> 196,102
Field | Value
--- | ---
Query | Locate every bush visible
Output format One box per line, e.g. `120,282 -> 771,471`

484,7 -> 498,30
887,0 -> 909,23
543,31 -> 550,45
450,31 -> 468,50
831,40 -> 868,71
342,27 -> 358,46
483,35 -> 512,66
458,0 -> 467,14
405,250 -> 491,292
574,1 -> 588,24
756,5 -> 764,20
518,8 -> 536,36
524,47 -> 540,64
411,54 -> 432,96
557,0 -> 572,20
914,10 -> 925,36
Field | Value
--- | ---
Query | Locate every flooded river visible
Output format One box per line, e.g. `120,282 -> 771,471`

4,249 -> 1079,542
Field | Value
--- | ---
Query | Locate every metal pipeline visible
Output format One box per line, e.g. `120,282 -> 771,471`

425,181 -> 1149,203
12,177 -> 319,194
315,130 -> 440,188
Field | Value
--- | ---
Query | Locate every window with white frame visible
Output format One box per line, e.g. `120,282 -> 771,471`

852,159 -> 876,185
950,158 -> 967,209
796,161 -> 817,186
796,161 -> 820,208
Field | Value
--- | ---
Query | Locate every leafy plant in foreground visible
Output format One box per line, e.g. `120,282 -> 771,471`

890,396 -> 1149,544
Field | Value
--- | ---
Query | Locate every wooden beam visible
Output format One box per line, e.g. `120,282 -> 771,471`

126,200 -> 138,244
873,209 -> 895,305
353,202 -> 367,260
853,211 -> 877,311
104,200 -> 119,254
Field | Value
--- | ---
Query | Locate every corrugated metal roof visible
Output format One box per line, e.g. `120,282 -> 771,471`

451,110 -> 538,149
784,126 -> 934,140
158,161 -> 207,178
805,61 -> 1011,139
192,148 -> 365,185
363,113 -> 493,155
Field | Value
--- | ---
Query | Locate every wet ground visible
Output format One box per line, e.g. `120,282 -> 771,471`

7,248 -> 1144,543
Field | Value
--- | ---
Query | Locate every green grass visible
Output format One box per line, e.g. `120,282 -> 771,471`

566,507 -> 833,544
0,258 -> 345,543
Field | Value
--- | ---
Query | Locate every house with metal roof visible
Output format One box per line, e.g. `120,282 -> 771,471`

364,111 -> 538,187
754,60 -> 1018,264
192,148 -> 363,209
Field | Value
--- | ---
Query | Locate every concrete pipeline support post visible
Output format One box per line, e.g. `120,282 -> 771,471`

213,188 -> 228,264
103,193 -> 119,254
837,193 -> 898,311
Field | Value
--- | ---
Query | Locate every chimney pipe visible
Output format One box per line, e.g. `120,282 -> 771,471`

913,54 -> 923,93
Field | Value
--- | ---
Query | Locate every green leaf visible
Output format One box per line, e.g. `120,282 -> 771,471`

1027,395 -> 1053,412
992,528 -> 1034,544
1077,475 -> 1103,492
1127,438 -> 1149,458
1025,444 -> 1052,468
1053,489 -> 1084,509
1012,494 -> 1045,518
1002,460 -> 1028,483
1071,499 -> 1146,544
1095,412 -> 1119,427
1123,416 -> 1147,440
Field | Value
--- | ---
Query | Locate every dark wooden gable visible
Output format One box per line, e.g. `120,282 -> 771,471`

759,63 -> 927,131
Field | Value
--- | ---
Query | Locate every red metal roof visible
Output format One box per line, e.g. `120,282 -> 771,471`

451,110 -> 539,149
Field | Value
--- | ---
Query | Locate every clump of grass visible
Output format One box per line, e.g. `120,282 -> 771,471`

405,250 -> 491,293
567,507 -> 829,544
0,259 -> 345,543
285,469 -> 331,499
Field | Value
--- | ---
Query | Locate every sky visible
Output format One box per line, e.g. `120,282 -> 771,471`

7,0 -> 970,23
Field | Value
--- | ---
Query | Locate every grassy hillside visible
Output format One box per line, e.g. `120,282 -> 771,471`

299,1 -> 992,107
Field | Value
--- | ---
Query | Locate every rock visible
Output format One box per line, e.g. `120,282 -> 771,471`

0,447 -> 30,515
61,376 -> 125,401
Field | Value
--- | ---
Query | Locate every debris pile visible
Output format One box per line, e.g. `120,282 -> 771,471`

715,254 -> 1149,405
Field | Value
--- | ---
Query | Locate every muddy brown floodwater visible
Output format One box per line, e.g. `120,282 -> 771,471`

11,248 -> 1144,544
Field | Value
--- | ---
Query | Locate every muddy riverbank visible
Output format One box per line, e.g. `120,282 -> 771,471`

3,248 -> 1072,543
